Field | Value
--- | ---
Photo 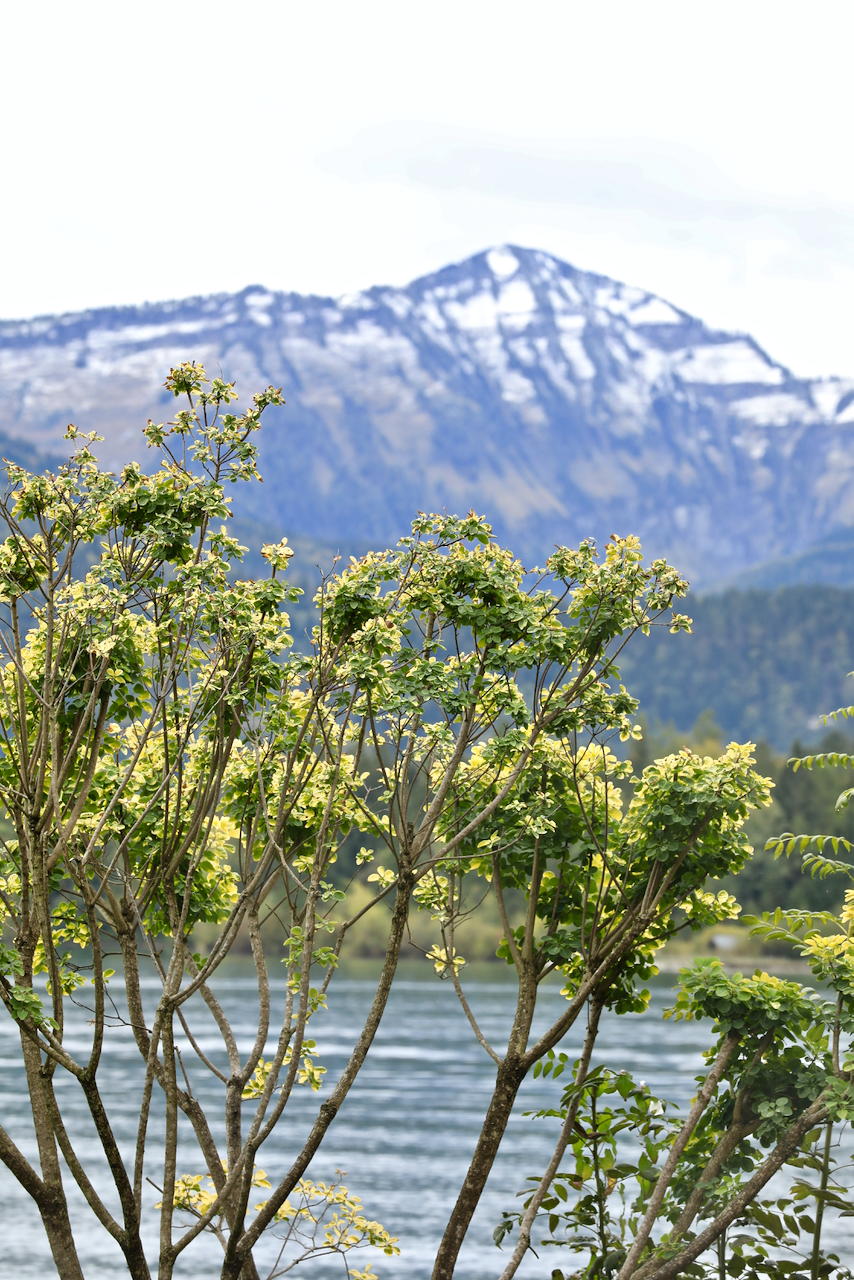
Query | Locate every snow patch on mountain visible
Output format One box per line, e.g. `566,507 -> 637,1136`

0,244 -> 852,587
674,341 -> 784,386
627,297 -> 683,326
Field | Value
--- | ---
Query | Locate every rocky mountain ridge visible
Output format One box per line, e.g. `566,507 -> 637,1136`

2,245 -> 854,587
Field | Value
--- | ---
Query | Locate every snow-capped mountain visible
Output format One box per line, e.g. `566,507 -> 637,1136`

2,245 -> 854,588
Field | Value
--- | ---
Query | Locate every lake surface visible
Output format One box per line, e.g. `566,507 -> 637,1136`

0,965 -> 850,1278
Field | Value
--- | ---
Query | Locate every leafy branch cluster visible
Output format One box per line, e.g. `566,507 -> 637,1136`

0,361 -> 837,1280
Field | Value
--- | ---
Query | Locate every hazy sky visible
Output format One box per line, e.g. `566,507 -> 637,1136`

3,1 -> 854,378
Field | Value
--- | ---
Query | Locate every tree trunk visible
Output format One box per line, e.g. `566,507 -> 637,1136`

36,1184 -> 86,1280
119,1230 -> 153,1280
431,1056 -> 526,1280
18,1021 -> 85,1280
220,866 -> 416,1280
638,1098 -> 828,1280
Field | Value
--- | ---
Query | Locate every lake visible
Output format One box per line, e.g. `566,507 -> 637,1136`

0,964 -> 849,1277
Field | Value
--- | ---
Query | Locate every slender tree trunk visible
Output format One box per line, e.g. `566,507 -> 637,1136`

80,1079 -> 151,1279
117,918 -> 260,1280
811,1120 -> 833,1280
633,1121 -> 754,1272
498,1000 -> 604,1280
432,923 -> 544,1280
36,1185 -> 86,1280
617,1030 -> 740,1280
0,1121 -> 85,1280
23,1046 -> 85,1280
118,1236 -> 152,1280
19,1028 -> 85,1279
219,865 -> 416,1280
637,1098 -> 828,1280
431,1055 -> 526,1280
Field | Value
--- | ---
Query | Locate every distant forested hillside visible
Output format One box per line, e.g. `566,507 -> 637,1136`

253,541 -> 854,753
620,587 -> 854,916
627,724 -> 854,915
239,531 -> 852,753
618,585 -> 854,750
243,536 -> 854,917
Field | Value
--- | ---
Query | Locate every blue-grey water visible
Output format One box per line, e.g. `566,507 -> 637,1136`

0,966 -> 850,1278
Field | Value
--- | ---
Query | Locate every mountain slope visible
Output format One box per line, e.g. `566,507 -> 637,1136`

2,245 -> 853,586
618,585 -> 854,749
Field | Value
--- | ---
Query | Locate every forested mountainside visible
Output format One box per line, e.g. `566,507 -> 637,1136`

622,590 -> 854,916
3,245 -> 854,588
618,584 -> 854,750
264,524 -> 853,754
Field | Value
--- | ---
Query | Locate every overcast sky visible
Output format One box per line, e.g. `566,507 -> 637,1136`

2,1 -> 854,378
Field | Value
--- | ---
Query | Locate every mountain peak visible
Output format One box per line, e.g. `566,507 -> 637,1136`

0,247 -> 852,587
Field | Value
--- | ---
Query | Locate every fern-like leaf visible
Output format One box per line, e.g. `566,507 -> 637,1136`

789,752 -> 854,772
819,703 -> 854,726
